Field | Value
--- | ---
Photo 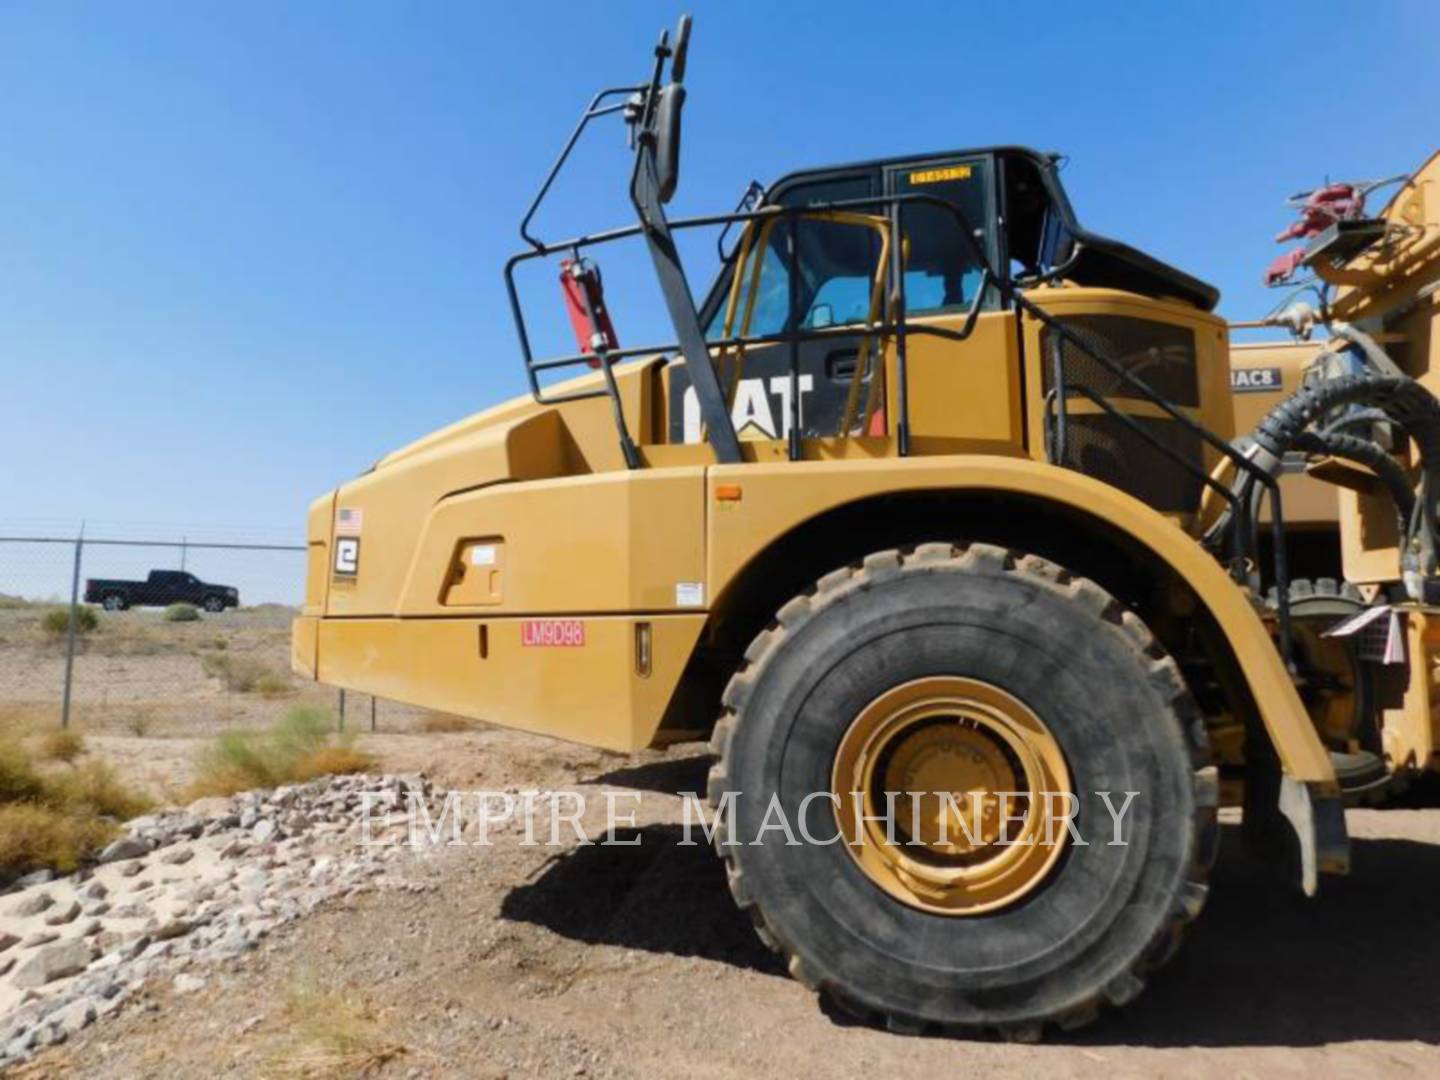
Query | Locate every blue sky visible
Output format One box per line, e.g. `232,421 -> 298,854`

0,0 -> 1435,546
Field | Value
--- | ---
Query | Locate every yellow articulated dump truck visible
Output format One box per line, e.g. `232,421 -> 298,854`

292,16 -> 1440,1039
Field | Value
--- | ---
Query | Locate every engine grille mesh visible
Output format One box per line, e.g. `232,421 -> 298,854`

1043,317 -> 1205,515
1052,413 -> 1205,513
1042,315 -> 1199,406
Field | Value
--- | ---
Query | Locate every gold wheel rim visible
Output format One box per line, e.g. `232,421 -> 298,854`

831,676 -> 1073,916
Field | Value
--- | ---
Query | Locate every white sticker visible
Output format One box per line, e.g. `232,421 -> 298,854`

675,582 -> 705,607
336,507 -> 364,535
470,545 -> 497,566
1322,604 -> 1389,638
334,537 -> 360,576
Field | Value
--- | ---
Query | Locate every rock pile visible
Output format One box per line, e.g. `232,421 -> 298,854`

0,772 -> 436,1071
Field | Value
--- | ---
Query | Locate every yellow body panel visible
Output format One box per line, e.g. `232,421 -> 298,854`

1382,609 -> 1440,773
307,612 -> 705,751
1229,340 -> 1338,528
395,467 -> 706,616
900,311 -> 1025,451
291,614 -> 318,680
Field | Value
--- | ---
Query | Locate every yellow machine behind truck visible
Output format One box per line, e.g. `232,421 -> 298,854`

293,18 -> 1440,1039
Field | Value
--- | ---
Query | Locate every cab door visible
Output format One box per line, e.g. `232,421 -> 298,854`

669,169 -> 882,448
878,155 -> 1024,453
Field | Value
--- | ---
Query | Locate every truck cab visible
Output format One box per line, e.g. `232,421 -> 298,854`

657,147 -> 1230,522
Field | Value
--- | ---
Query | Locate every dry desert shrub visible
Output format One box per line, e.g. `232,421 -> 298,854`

0,803 -> 116,876
186,707 -> 375,798
39,728 -> 85,763
46,760 -> 155,820
268,979 -> 405,1077
0,741 -> 152,878
164,602 -> 201,622
41,605 -> 98,637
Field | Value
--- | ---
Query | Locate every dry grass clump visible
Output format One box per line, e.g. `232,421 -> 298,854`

417,712 -> 480,734
0,804 -> 116,876
47,760 -> 155,820
252,671 -> 294,698
0,740 -> 153,878
41,605 -> 98,637
124,709 -> 153,737
40,729 -> 85,763
164,602 -> 201,622
186,707 -> 376,799
290,745 -> 376,782
268,980 -> 405,1077
0,741 -> 48,804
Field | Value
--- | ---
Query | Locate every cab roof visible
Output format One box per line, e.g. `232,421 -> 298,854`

765,146 -> 1220,312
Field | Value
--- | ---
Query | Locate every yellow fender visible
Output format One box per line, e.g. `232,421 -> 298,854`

707,454 -> 1337,789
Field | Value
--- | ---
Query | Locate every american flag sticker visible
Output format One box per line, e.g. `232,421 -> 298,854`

336,507 -> 364,535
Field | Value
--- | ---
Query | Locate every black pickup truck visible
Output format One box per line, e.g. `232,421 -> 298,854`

83,570 -> 240,613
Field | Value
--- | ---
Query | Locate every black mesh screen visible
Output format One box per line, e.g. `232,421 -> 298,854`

1053,413 -> 1205,514
1042,316 -> 1199,406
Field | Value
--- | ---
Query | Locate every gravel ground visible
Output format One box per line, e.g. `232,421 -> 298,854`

10,729 -> 1440,1079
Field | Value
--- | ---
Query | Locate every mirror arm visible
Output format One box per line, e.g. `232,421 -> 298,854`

628,109 -> 741,464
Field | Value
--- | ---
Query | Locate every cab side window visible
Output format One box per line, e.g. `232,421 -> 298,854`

890,158 -> 997,314
707,174 -> 883,339
1002,154 -> 1072,282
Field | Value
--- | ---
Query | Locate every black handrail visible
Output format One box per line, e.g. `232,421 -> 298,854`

506,191 -> 996,404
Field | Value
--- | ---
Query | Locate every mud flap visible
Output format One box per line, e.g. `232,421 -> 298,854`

1278,776 -> 1350,896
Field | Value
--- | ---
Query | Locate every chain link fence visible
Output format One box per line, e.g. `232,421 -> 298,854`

0,533 -> 414,737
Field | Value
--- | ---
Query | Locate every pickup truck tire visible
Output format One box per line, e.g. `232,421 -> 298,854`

101,593 -> 128,612
202,596 -> 226,613
707,543 -> 1215,1039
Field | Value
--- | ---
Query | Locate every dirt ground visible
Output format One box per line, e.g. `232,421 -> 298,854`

7,721 -> 1439,1079
6,606 -> 1440,1076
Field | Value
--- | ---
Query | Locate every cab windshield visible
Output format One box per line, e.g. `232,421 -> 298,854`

704,157 -> 996,341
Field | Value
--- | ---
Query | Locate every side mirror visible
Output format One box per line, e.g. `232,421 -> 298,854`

671,14 -> 691,83
652,82 -> 685,204
808,302 -> 835,329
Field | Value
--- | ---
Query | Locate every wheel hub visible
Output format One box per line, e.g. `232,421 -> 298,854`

831,676 -> 1072,916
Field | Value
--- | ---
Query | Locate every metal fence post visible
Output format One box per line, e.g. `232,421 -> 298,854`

60,532 -> 84,729
338,688 -> 346,733
370,695 -> 376,733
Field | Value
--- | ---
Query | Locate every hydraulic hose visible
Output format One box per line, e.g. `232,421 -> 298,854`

1238,373 -> 1440,594
1248,374 -> 1440,482
1290,429 -> 1416,530
1203,374 -> 1440,596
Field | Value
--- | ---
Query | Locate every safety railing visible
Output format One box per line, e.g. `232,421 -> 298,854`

503,191 -> 994,458
503,191 -> 1294,660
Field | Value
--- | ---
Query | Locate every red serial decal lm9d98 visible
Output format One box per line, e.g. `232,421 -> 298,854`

521,619 -> 586,647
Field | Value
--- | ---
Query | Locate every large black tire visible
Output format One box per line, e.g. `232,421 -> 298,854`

707,543 -> 1216,1039
101,592 -> 127,612
202,595 -> 226,614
